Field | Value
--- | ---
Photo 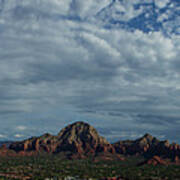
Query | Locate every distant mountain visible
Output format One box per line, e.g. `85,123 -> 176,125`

1,121 -> 180,164
0,141 -> 13,147
56,121 -> 115,155
113,133 -> 160,155
9,122 -> 121,160
113,133 -> 180,163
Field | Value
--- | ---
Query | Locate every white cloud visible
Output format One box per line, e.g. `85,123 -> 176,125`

70,0 -> 110,18
154,0 -> 170,8
1,0 -> 72,16
16,125 -> 27,131
0,134 -> 7,138
80,32 -> 121,58
14,134 -> 24,138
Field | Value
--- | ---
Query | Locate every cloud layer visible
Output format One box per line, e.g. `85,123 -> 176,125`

0,0 -> 180,142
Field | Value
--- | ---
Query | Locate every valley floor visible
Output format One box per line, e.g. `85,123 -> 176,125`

0,155 -> 180,180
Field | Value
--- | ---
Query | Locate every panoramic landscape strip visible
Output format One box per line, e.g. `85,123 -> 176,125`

0,122 -> 180,179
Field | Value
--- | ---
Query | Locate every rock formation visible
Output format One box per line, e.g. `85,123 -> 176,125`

56,121 -> 115,155
140,155 -> 167,166
9,121 -> 119,160
113,133 -> 160,156
9,133 -> 56,153
4,121 -> 180,163
113,133 -> 180,163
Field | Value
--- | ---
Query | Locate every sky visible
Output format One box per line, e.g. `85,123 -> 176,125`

0,0 -> 180,142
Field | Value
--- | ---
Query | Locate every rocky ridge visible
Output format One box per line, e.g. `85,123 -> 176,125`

1,121 -> 180,164
9,122 -> 118,159
113,133 -> 180,161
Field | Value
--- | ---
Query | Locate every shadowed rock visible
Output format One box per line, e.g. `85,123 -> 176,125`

113,133 -> 159,156
140,155 -> 167,166
113,133 -> 180,163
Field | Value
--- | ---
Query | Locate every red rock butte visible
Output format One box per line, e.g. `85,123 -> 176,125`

8,121 -> 120,160
0,121 -> 179,164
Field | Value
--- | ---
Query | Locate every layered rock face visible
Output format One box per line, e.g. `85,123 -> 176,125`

113,133 -> 180,161
56,121 -> 115,155
5,122 -> 180,163
9,133 -> 57,153
113,134 -> 160,155
9,122 -> 116,158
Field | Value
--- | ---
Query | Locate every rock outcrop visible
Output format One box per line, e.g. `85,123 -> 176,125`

113,134 -> 180,163
113,133 -> 160,156
9,133 -> 57,153
9,121 -> 119,160
56,121 -> 115,155
5,121 -> 180,163
140,155 -> 167,166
